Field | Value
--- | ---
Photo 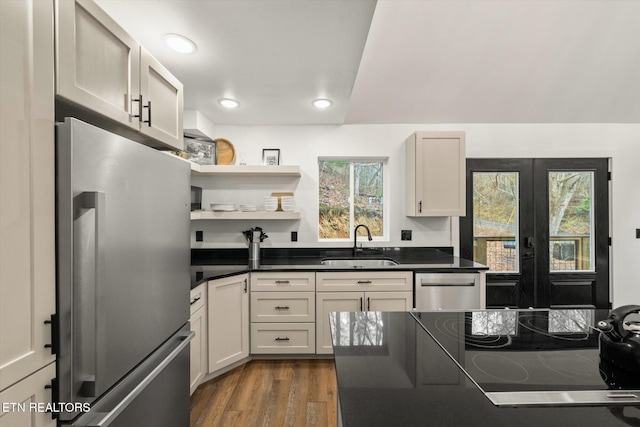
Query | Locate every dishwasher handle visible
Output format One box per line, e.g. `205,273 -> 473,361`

420,280 -> 476,287
417,273 -> 479,287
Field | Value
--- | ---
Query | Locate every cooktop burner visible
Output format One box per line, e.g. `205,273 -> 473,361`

411,309 -> 640,407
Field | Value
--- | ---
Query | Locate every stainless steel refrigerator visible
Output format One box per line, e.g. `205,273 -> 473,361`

55,118 -> 192,426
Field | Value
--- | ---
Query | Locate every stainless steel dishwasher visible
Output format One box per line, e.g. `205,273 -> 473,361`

414,272 -> 481,310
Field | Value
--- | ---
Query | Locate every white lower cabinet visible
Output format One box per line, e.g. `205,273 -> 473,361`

0,363 -> 56,427
207,274 -> 249,373
0,0 -> 56,398
250,323 -> 315,354
316,272 -> 413,354
250,272 -> 316,355
189,284 -> 207,395
250,291 -> 315,323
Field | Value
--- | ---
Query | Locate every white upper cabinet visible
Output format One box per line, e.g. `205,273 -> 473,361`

0,0 -> 56,392
55,0 -> 183,150
405,131 -> 466,217
139,47 -> 184,148
55,0 -> 140,129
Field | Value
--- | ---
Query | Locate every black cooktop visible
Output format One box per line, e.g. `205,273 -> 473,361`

411,309 -> 640,407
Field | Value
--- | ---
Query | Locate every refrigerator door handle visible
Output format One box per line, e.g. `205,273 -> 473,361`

85,331 -> 194,427
79,191 -> 106,398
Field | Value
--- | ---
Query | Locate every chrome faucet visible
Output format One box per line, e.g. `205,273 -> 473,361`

353,224 -> 372,256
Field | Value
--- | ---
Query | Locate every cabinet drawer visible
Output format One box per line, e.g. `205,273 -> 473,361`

190,284 -> 206,316
251,292 -> 315,322
316,271 -> 413,292
250,323 -> 315,354
250,272 -> 315,292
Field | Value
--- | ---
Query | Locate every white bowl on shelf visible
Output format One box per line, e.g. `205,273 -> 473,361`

281,196 -> 296,212
264,196 -> 278,212
238,204 -> 257,212
210,202 -> 236,211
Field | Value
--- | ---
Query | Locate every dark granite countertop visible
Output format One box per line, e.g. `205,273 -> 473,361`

190,247 -> 488,289
331,311 -> 640,427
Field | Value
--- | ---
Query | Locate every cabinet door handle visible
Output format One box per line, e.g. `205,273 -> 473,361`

45,378 -> 59,420
243,279 -> 248,293
275,337 -> 290,342
143,100 -> 151,126
367,297 -> 370,311
43,314 -> 58,355
274,306 -> 290,310
275,280 -> 290,284
360,297 -> 363,311
357,280 -> 372,284
190,296 -> 201,305
132,95 -> 143,121
419,201 -> 422,213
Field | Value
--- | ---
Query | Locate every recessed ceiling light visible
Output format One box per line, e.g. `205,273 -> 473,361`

218,98 -> 240,109
312,98 -> 332,109
164,34 -> 197,54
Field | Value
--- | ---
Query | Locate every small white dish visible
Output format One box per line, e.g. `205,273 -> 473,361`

210,202 -> 236,211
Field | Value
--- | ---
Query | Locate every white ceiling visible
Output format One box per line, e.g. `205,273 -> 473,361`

96,0 -> 640,126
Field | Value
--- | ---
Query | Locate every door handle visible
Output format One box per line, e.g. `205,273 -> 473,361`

143,100 -> 151,127
78,191 -> 106,398
132,95 -> 143,121
525,237 -> 534,248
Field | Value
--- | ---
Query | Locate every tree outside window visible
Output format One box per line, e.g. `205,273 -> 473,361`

318,159 -> 385,240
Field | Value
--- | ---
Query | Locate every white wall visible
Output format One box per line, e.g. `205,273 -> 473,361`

191,123 -> 640,306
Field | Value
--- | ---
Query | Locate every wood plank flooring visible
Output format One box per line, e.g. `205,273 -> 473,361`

190,360 -> 337,427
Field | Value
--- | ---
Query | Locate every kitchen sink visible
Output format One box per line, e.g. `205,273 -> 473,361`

320,258 -> 399,268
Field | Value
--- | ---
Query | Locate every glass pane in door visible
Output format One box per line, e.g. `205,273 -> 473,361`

472,172 -> 519,272
548,171 -> 594,272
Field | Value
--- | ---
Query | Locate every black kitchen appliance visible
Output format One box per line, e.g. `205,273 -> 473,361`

191,185 -> 202,211
597,305 -> 640,388
411,308 -> 640,407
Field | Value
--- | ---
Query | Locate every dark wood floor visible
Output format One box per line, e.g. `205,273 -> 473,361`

190,359 -> 337,427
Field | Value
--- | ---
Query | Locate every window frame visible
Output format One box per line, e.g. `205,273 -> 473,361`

318,157 -> 389,242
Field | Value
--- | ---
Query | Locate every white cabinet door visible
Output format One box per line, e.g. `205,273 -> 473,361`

55,0 -> 139,129
365,292 -> 413,312
250,323 -> 315,355
207,274 -> 249,373
406,131 -> 466,216
139,47 -> 183,150
315,292 -> 362,355
189,305 -> 206,395
250,272 -> 315,292
0,364 -> 56,427
250,291 -> 315,323
0,0 -> 56,392
316,271 -> 413,292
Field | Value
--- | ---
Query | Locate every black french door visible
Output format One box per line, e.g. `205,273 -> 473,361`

460,158 -> 610,309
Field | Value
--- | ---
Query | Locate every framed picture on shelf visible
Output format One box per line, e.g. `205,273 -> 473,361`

262,149 -> 280,165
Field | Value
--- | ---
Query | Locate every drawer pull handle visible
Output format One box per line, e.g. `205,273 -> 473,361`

275,280 -> 290,284
357,280 -> 372,284
275,306 -> 290,310
275,337 -> 290,342
190,296 -> 201,305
